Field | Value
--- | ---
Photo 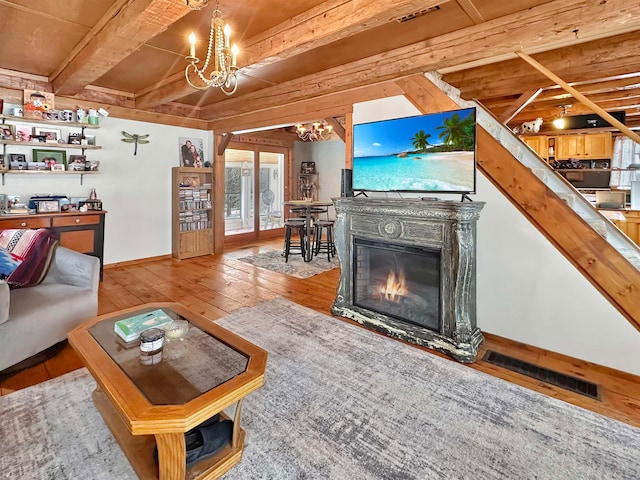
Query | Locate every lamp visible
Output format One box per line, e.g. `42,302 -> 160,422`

185,0 -> 239,95
295,121 -> 333,141
552,104 -> 571,129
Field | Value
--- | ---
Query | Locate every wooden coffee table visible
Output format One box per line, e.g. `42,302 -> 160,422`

68,303 -> 268,480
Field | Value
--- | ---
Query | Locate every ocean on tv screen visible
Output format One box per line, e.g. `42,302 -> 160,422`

352,152 -> 474,192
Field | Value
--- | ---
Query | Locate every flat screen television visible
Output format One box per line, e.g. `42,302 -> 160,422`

352,107 -> 476,194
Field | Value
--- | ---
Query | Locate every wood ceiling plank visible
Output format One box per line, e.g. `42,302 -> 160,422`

52,0 -> 192,96
444,31 -> 640,100
200,0 -> 640,122
135,0 -> 445,109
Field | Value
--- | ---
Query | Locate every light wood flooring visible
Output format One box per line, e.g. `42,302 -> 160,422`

2,238 -> 640,429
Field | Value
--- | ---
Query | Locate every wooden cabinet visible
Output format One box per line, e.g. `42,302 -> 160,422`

172,167 -> 214,259
0,211 -> 106,278
556,133 -> 612,159
612,210 -> 640,246
523,136 -> 549,160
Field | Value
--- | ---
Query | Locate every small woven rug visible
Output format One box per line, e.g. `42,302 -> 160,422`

236,249 -> 338,278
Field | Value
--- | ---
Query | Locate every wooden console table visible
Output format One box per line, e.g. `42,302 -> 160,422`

0,211 -> 106,278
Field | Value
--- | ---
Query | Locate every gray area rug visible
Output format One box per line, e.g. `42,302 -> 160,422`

236,249 -> 338,278
2,297 -> 640,479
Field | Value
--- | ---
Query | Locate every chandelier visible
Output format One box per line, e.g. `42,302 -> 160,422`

185,0 -> 239,95
295,121 -> 333,141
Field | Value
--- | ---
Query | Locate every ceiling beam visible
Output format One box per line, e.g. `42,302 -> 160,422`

51,0 -> 191,96
325,117 -> 346,142
135,0 -> 444,109
514,51 -> 640,144
200,0 -> 640,122
444,31 -> 640,100
497,88 -> 544,124
455,0 -> 485,24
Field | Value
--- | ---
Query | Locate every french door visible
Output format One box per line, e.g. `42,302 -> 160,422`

224,144 -> 287,241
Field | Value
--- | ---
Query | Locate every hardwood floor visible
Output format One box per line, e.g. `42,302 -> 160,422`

2,238 -> 640,429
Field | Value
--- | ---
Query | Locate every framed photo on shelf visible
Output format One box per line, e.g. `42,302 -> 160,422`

301,161 -> 316,174
33,127 -> 62,143
68,133 -> 82,145
36,200 -> 59,214
23,90 -> 54,119
68,154 -> 87,171
0,124 -> 14,140
51,163 -> 65,172
27,162 -> 47,171
9,153 -> 27,170
84,135 -> 96,146
14,125 -> 32,142
179,137 -> 205,167
33,149 -> 67,169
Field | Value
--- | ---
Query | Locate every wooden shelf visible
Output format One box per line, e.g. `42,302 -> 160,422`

0,114 -> 100,129
0,169 -> 99,185
0,140 -> 101,149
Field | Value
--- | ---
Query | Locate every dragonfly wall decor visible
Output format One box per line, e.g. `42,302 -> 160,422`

121,131 -> 150,155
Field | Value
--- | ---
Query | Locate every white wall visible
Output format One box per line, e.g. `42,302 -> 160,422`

353,96 -> 640,376
0,110 -> 212,264
293,139 -> 345,219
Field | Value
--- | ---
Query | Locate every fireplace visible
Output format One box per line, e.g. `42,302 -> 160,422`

332,198 -> 485,362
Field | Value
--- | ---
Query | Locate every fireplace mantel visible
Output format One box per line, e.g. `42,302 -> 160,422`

331,197 -> 485,362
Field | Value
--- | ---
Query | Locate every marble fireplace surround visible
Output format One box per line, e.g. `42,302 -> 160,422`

331,197 -> 485,363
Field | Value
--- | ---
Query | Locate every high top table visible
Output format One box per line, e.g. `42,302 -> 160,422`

68,303 -> 268,480
284,200 -> 332,262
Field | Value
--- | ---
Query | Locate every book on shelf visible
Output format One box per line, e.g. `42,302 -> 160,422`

114,308 -> 173,342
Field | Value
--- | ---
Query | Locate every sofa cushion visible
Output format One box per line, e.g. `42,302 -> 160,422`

0,247 -> 23,279
0,229 -> 58,289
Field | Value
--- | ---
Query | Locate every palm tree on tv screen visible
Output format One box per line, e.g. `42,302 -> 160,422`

410,130 -> 431,153
436,112 -> 475,151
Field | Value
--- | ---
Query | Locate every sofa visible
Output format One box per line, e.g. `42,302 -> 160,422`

0,246 -> 100,372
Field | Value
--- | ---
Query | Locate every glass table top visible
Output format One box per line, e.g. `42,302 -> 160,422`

89,306 -> 249,405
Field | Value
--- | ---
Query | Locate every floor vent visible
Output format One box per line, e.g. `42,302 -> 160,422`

482,351 -> 600,400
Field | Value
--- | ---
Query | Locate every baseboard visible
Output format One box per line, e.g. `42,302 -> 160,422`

104,254 -> 173,270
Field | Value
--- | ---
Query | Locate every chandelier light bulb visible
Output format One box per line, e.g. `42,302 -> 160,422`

553,117 -> 565,129
184,1 -> 239,95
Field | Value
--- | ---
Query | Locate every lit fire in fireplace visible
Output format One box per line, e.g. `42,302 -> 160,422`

378,269 -> 408,302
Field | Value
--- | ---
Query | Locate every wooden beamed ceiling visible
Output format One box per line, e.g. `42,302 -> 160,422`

0,0 -> 639,132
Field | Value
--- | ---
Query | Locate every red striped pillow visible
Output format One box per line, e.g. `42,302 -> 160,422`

0,229 -> 58,288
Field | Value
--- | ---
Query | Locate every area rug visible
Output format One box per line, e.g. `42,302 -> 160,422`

2,298 -> 640,479
236,249 -> 338,278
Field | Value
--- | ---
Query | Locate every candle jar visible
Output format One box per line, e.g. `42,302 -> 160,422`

139,328 -> 165,356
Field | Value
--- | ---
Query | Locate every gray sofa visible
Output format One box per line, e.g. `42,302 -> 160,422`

0,247 -> 100,372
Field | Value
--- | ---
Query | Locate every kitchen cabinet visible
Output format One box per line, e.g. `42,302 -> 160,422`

523,136 -> 549,160
556,132 -> 612,159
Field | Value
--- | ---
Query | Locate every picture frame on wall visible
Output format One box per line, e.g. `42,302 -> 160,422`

32,149 -> 67,170
68,154 -> 86,171
23,90 -> 55,120
179,137 -> 205,167
83,135 -> 96,146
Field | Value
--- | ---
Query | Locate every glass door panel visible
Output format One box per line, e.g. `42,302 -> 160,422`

224,148 -> 254,236
259,151 -> 285,231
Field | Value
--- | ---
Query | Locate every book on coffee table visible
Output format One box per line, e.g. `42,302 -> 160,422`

114,308 -> 173,342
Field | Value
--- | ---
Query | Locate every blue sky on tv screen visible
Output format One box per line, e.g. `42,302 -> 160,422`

353,108 -> 474,158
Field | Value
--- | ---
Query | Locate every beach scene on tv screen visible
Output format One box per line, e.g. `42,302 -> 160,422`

353,108 -> 476,192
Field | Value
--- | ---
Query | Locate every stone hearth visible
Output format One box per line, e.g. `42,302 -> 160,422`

331,197 -> 485,362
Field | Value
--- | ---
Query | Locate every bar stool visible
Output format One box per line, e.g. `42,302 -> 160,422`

313,219 -> 335,261
283,219 -> 306,262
